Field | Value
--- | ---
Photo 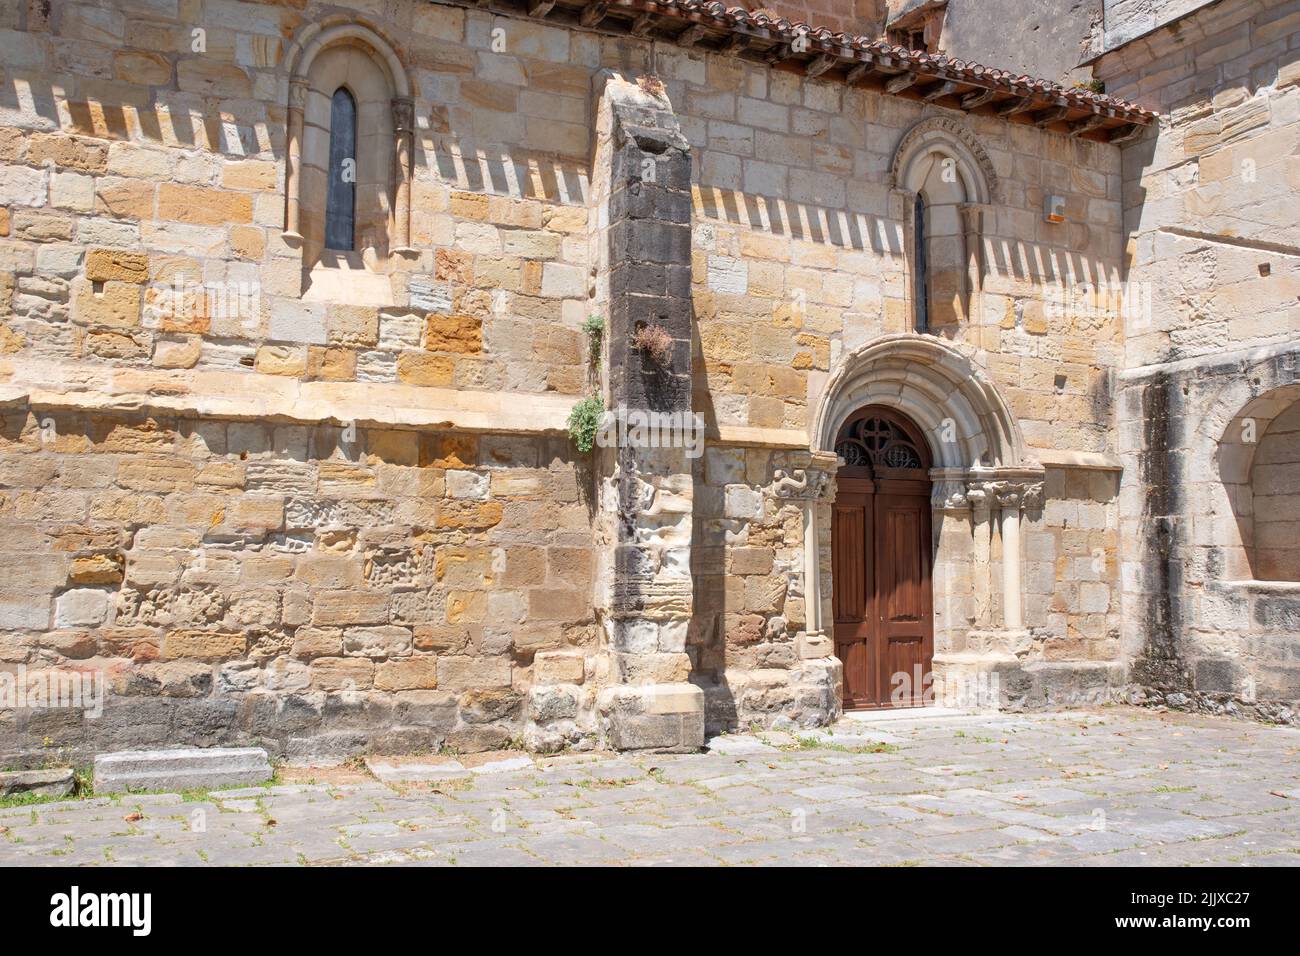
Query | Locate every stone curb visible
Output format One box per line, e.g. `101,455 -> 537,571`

93,747 -> 272,794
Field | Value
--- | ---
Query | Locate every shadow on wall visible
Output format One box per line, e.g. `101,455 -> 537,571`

0,72 -> 276,157
696,183 -> 901,255
0,71 -> 594,207
694,181 -> 1123,294
425,136 -> 589,206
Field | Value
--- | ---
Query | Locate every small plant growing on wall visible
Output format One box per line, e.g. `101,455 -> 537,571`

633,322 -> 673,369
567,395 -> 604,453
638,74 -> 665,97
583,313 -> 604,363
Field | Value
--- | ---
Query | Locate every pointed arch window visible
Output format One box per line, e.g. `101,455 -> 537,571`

913,191 -> 929,333
325,87 -> 357,251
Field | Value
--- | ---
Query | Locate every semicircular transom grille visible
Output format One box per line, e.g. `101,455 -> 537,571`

835,416 -> 925,474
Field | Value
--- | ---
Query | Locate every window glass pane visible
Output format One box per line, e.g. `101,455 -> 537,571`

325,87 -> 357,251
914,192 -> 928,333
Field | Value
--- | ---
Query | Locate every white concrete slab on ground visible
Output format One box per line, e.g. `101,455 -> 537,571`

364,757 -> 469,783
93,747 -> 272,794
469,755 -> 534,775
705,735 -> 779,755
840,706 -> 977,723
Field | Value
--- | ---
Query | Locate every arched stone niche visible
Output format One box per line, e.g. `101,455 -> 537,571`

889,117 -> 998,337
1206,372 -> 1300,582
282,20 -> 416,295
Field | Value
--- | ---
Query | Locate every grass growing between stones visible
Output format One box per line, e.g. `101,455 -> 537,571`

1,767 -> 288,814
785,735 -> 900,755
0,765 -> 94,810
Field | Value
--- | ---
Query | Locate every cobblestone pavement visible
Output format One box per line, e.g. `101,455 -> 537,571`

2,706 -> 1298,866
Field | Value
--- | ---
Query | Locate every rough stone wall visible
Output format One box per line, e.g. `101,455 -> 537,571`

0,0 -> 1144,756
1098,0 -> 1300,721
916,0 -> 1102,85
0,406 -> 596,763
669,41 -> 1127,677
0,0 -> 591,398
1099,0 -> 1216,51
678,59 -> 1125,455
1251,401 -> 1300,580
692,445 -> 838,733
1031,467 -> 1122,660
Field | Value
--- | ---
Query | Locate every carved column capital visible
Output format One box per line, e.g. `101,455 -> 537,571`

1020,480 -> 1044,511
391,96 -> 415,133
769,467 -> 835,503
932,479 -> 970,514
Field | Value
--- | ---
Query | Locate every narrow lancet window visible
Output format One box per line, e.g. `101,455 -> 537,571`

325,87 -> 357,251
914,191 -> 929,333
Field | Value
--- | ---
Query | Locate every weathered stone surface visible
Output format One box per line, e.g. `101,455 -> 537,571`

364,756 -> 468,782
0,768 -> 75,797
93,747 -> 272,794
85,248 -> 148,283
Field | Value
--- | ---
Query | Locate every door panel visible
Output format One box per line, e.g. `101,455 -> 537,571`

832,496 -> 874,708
874,494 -> 933,707
830,406 -> 935,709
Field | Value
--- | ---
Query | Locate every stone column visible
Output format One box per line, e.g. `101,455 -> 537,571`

995,483 -> 1024,630
391,96 -> 416,258
963,475 -> 1041,659
775,453 -> 837,660
283,78 -> 307,244
959,203 -> 986,333
593,74 -> 703,752
967,482 -> 993,629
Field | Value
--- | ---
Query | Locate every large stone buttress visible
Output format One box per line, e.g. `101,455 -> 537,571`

524,74 -> 705,752
595,75 -> 703,751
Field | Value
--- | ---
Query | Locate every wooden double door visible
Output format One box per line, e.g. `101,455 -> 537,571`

830,408 -> 934,710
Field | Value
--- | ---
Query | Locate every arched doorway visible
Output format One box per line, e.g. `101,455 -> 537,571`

831,406 -> 934,709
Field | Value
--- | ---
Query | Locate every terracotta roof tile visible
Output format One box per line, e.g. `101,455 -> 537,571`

616,0 -> 1156,125
441,1 -> 1156,134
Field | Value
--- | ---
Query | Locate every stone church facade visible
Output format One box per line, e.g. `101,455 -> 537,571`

0,0 -> 1293,762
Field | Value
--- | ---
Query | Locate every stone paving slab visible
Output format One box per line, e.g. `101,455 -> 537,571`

1,707 -> 1297,867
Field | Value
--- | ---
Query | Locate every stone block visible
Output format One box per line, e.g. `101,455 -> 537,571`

528,683 -> 579,721
534,649 -> 586,684
157,183 -> 253,226
85,248 -> 148,283
397,352 -> 454,386
365,756 -> 467,782
437,656 -> 511,690
374,656 -> 439,690
424,313 -> 481,353
724,484 -> 763,519
93,747 -> 272,794
312,590 -> 388,626
310,656 -> 375,690
27,133 -> 108,173
0,768 -> 75,798
343,625 -> 413,658
73,278 -> 141,327
54,588 -> 110,627
600,683 -> 704,752
162,630 -> 247,662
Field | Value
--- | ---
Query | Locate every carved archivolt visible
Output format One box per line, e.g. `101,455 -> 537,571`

890,115 -> 1000,205
812,334 -> 1028,470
